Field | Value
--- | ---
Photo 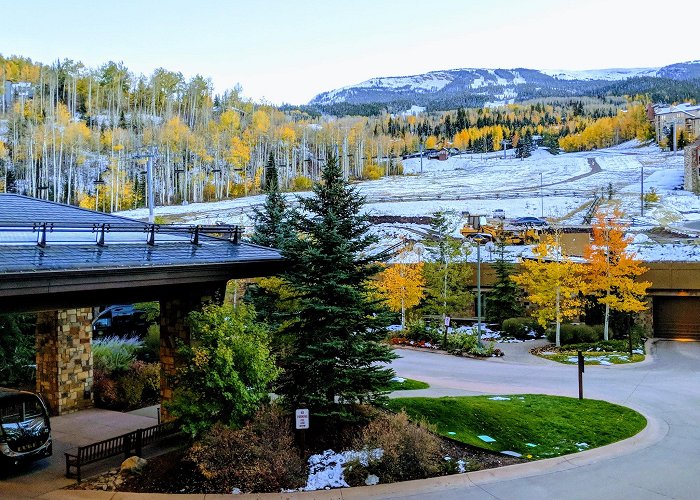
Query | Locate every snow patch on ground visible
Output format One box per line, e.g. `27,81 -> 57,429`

304,448 -> 383,491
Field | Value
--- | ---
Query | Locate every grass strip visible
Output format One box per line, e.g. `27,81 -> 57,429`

386,378 -> 430,391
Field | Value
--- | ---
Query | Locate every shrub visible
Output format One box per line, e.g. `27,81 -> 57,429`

502,317 -> 542,339
643,187 -> 660,205
93,368 -> 118,407
444,333 -> 478,354
187,405 -> 305,493
118,361 -> 160,409
469,342 -> 495,357
546,324 -> 601,345
362,163 -> 383,180
93,361 -> 160,411
291,176 -> 313,191
405,320 -> 442,345
167,303 -> 278,437
0,313 -> 36,387
591,324 -> 614,339
349,410 -> 442,484
139,323 -> 161,362
564,339 -> 639,352
93,336 -> 143,374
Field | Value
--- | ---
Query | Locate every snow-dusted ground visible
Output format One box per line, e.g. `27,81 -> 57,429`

116,141 -> 700,262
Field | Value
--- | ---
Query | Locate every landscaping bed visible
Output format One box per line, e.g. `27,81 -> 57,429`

67,407 -> 524,494
531,341 -> 645,365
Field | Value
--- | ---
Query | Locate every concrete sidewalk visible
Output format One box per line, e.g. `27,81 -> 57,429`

0,407 -> 160,499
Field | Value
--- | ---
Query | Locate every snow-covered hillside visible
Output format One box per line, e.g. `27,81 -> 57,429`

540,67 -> 660,81
117,141 -> 700,263
311,68 -> 528,106
309,60 -> 700,106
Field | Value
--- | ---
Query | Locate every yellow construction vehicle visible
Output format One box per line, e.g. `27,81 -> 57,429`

460,215 -> 542,245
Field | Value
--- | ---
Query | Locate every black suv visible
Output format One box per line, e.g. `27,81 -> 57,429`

92,305 -> 149,338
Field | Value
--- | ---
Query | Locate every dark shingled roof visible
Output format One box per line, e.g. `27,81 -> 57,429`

0,194 -> 285,311
0,194 -> 283,274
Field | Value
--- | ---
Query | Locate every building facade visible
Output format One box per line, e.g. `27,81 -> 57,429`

684,139 -> 700,193
650,103 -> 700,147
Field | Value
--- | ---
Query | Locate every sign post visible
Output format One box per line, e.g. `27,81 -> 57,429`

577,351 -> 584,400
295,408 -> 309,457
443,316 -> 450,348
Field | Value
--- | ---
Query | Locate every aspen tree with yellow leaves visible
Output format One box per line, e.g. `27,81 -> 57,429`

512,232 -> 585,347
583,207 -> 650,341
377,251 -> 425,330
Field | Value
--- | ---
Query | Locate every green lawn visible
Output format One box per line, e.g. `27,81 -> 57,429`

386,378 -> 430,391
386,395 -> 646,459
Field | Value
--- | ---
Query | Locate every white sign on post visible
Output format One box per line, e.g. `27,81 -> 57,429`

295,408 -> 309,430
444,316 -> 451,327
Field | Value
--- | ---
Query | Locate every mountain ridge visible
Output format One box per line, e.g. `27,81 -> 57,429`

309,61 -> 700,107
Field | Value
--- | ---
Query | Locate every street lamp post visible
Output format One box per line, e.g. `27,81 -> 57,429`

474,235 -> 489,344
640,163 -> 644,217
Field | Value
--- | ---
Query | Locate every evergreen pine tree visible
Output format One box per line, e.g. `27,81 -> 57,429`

246,152 -> 292,333
485,240 -> 523,326
250,152 -> 288,249
5,168 -> 18,194
278,153 -> 396,420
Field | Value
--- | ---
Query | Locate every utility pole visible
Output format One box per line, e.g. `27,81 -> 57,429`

540,172 -> 544,218
420,139 -> 424,175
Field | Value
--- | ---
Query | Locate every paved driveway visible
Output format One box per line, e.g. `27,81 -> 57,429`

377,340 -> 700,499
4,342 -> 698,499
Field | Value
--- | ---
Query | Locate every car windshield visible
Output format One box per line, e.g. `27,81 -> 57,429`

0,396 -> 46,441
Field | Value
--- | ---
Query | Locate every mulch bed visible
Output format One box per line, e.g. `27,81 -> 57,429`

67,436 -> 524,494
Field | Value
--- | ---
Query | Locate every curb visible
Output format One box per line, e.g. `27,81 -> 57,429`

39,409 -> 665,500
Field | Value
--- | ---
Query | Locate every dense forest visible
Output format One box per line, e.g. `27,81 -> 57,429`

0,54 -> 685,211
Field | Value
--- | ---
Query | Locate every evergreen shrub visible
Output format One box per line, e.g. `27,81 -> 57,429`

546,324 -> 601,345
501,317 -> 541,339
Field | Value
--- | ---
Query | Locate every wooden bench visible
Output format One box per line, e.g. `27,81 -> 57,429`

65,421 -> 178,482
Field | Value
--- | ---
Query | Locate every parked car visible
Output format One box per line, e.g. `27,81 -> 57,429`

0,388 -> 52,466
492,209 -> 506,219
512,216 -> 548,227
92,304 -> 149,338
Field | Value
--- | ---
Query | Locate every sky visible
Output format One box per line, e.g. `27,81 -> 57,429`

1,0 -> 698,105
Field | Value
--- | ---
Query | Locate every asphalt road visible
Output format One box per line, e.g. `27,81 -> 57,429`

380,340 -> 700,499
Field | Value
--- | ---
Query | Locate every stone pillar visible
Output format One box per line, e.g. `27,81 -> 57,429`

35,308 -> 93,415
637,300 -> 654,338
159,288 -> 222,422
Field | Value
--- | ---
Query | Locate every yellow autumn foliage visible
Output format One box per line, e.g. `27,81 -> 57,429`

512,234 -> 585,332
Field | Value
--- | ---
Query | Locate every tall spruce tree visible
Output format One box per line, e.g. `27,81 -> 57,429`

485,240 -> 523,326
246,152 -> 291,333
278,153 -> 396,420
250,152 -> 288,248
